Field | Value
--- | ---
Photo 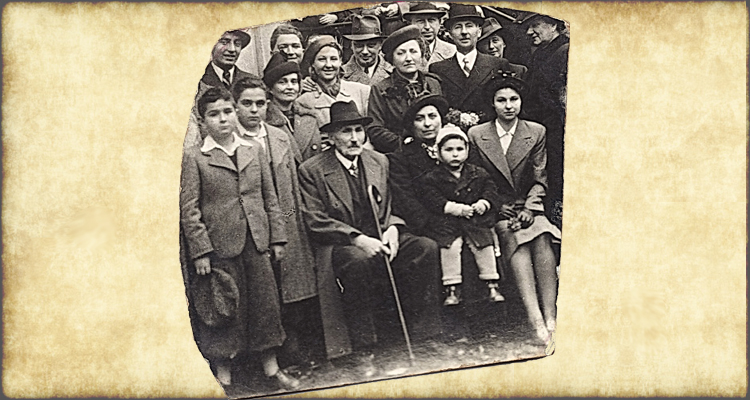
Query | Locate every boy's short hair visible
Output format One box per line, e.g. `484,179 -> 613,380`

197,87 -> 233,118
270,24 -> 304,50
230,77 -> 268,102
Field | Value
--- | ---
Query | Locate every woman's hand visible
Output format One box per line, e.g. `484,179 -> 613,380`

499,203 -> 516,219
518,208 -> 535,228
300,76 -> 319,94
271,244 -> 285,262
195,256 -> 211,275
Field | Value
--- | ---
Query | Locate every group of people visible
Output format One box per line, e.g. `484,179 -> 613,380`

180,2 -> 568,391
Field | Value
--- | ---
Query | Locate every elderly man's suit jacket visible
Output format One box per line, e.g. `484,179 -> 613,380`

298,148 -> 404,359
183,64 -> 259,152
341,54 -> 393,86
180,141 -> 286,260
467,119 -> 548,214
429,52 -> 503,123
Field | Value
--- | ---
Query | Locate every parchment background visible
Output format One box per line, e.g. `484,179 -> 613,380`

2,1 -> 746,397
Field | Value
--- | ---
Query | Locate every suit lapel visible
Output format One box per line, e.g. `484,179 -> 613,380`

476,123 -> 514,189
266,128 -> 290,168
505,121 -> 534,171
439,56 -> 467,90
465,54 -> 493,93
236,143 -> 255,172
322,153 -> 354,218
207,147 -> 238,172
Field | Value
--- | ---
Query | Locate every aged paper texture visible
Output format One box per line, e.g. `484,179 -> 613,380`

2,1 -> 746,397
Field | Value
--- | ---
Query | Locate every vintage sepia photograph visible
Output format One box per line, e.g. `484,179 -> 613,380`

178,2 -> 568,397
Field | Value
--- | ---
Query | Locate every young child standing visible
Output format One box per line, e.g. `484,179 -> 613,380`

417,125 -> 505,306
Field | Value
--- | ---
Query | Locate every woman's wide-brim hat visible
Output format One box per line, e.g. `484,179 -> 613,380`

263,52 -> 300,87
319,101 -> 373,133
402,94 -> 449,126
444,3 -> 485,29
192,268 -> 240,328
381,25 -> 421,64
478,17 -> 509,44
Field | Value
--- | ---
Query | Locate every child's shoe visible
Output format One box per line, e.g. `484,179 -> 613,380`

443,285 -> 460,306
487,282 -> 505,302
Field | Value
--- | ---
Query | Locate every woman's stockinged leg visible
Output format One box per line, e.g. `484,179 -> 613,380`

509,245 -> 547,339
530,234 -> 558,332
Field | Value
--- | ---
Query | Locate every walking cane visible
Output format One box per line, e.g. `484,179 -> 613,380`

367,184 -> 415,365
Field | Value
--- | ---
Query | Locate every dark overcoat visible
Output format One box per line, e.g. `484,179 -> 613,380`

417,163 -> 501,248
366,71 -> 442,153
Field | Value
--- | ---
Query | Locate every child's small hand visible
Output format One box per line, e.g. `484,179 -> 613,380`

458,205 -> 474,218
471,200 -> 490,215
517,208 -> 534,228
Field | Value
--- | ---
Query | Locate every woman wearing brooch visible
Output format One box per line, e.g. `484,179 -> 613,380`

467,72 -> 561,343
367,25 -> 442,154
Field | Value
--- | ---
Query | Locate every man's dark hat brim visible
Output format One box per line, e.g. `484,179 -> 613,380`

320,117 -> 374,133
342,33 -> 385,41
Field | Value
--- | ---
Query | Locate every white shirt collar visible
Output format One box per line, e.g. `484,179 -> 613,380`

495,118 -> 519,137
211,62 -> 234,85
237,121 -> 268,140
334,149 -> 358,170
201,132 -> 253,156
455,48 -> 478,72
429,39 -> 437,54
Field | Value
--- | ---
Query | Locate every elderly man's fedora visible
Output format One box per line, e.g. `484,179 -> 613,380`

444,3 -> 485,29
319,101 -> 373,133
343,15 -> 384,41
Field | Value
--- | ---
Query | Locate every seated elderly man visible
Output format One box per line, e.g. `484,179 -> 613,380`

298,101 -> 442,377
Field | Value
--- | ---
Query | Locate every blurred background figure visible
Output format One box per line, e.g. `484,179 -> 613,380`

270,24 -> 305,63
402,2 -> 456,69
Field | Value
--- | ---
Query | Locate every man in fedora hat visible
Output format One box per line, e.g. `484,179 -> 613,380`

429,4 -> 504,126
402,1 -> 456,68
477,17 -> 528,79
341,15 -> 393,86
298,100 -> 442,375
184,29 -> 259,152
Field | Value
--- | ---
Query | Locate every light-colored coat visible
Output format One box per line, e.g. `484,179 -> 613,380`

294,80 -> 371,128
425,38 -> 456,67
180,142 -> 286,260
341,54 -> 393,86
298,149 -> 404,359
266,101 -> 324,162
253,124 -> 317,303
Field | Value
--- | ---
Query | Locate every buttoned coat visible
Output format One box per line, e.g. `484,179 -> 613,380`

429,52 -> 503,123
341,54 -> 393,86
366,71 -> 442,153
294,80 -> 371,128
180,141 -> 287,260
298,149 -> 404,359
183,64 -> 259,152
417,163 -> 501,248
254,124 -> 318,303
266,100 -> 325,162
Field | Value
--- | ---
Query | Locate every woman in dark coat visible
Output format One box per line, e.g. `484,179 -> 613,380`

367,25 -> 442,153
387,93 -> 448,236
467,74 -> 561,343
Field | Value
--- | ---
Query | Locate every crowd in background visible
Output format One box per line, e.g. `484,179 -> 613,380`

179,2 -> 568,392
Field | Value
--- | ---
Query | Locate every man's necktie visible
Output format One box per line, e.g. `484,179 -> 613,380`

348,163 -> 358,178
424,45 -> 432,63
222,69 -> 231,87
463,58 -> 471,77
363,66 -> 369,75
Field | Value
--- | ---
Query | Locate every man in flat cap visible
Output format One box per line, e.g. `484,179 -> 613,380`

184,30 -> 258,152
